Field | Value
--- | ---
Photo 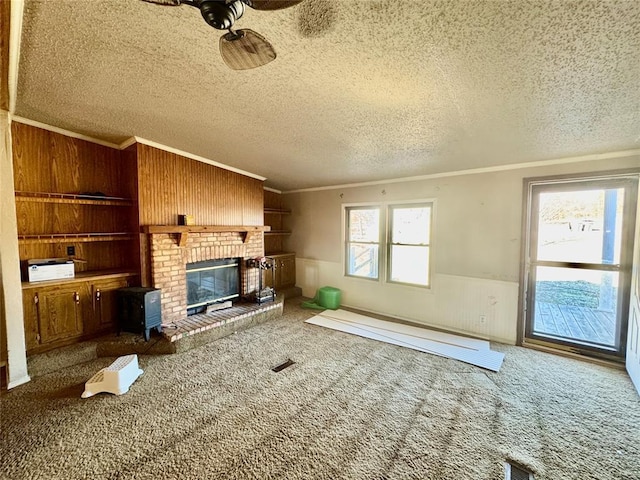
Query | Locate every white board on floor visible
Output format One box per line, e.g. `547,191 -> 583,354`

322,309 -> 491,351
306,309 -> 504,372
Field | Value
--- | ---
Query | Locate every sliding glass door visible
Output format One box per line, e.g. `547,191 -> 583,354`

523,174 -> 638,358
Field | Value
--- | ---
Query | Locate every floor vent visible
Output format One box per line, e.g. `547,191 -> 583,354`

272,359 -> 295,373
505,462 -> 534,480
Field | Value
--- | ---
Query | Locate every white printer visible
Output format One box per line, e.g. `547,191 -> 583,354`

26,258 -> 75,282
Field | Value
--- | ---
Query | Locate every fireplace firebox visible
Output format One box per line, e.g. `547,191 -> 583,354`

186,258 -> 240,315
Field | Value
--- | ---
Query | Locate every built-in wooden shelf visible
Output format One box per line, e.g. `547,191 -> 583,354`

18,233 -> 135,244
265,231 -> 292,236
264,208 -> 291,215
15,191 -> 133,206
22,270 -> 138,288
142,225 -> 271,246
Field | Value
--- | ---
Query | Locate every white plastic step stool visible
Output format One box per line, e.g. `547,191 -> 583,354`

81,354 -> 143,398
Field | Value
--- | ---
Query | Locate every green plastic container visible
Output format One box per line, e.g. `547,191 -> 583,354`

302,286 -> 342,310
318,286 -> 341,309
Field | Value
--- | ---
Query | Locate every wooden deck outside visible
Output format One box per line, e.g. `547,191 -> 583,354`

533,301 -> 616,346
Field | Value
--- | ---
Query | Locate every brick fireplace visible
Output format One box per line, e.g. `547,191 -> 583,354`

147,228 -> 266,324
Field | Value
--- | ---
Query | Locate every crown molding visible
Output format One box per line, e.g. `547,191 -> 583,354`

263,186 -> 282,194
11,116 -> 122,148
118,136 -> 137,150
284,149 -> 640,194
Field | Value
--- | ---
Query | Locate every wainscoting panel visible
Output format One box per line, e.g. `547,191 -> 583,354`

296,257 -> 519,344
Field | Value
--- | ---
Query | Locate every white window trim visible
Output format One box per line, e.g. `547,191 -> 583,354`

343,204 -> 382,281
342,199 -> 436,288
386,202 -> 434,288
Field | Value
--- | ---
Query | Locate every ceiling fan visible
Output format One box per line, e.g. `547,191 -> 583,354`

141,0 -> 304,70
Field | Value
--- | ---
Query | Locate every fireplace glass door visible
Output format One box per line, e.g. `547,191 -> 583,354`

187,258 -> 240,314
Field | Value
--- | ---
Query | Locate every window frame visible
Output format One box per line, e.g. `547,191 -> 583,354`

386,202 -> 433,288
343,200 -> 434,289
344,205 -> 382,281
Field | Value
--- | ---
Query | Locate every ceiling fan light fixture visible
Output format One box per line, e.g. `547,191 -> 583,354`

219,29 -> 276,70
200,0 -> 245,30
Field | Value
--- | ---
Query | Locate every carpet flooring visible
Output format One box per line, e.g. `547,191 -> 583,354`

1,298 -> 639,480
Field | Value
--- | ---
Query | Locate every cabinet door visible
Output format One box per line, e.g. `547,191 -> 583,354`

38,285 -> 84,344
22,291 -> 41,351
279,255 -> 296,288
89,278 -> 130,333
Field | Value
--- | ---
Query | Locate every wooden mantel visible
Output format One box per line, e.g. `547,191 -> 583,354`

142,225 -> 271,247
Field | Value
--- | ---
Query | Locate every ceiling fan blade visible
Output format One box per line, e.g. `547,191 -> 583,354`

240,0 -> 304,11
140,0 -> 182,5
219,29 -> 276,70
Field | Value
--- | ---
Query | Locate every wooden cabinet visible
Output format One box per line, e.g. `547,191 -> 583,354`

263,253 -> 296,291
37,284 -> 85,344
263,190 -> 296,291
22,291 -> 41,351
12,123 -> 140,355
278,254 -> 296,288
86,277 -> 131,334
22,272 -> 135,355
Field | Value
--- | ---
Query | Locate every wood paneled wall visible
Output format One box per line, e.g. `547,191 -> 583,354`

264,190 -> 283,211
11,124 -> 264,283
136,144 -> 264,226
12,123 -> 131,196
12,123 -> 139,273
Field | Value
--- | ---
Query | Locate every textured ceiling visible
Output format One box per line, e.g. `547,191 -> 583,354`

16,0 -> 640,191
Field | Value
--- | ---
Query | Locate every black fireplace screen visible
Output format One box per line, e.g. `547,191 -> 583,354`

186,258 -> 240,313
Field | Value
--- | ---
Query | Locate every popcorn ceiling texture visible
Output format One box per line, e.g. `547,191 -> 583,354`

16,0 -> 640,190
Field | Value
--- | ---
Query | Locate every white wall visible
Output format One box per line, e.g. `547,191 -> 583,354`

284,155 -> 640,344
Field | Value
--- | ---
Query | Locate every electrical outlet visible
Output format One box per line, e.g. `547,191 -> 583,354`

479,315 -> 487,324
67,245 -> 75,256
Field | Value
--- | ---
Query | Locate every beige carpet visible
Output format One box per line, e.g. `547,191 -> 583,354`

2,298 -> 639,480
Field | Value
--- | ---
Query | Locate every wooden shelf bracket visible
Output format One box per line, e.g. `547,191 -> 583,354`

178,232 -> 188,247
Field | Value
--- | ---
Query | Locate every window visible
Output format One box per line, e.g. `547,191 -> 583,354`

345,207 -> 381,279
388,204 -> 432,287
344,202 -> 433,287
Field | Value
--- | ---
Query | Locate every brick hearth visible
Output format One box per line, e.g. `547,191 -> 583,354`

149,231 -> 264,324
162,301 -> 282,343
